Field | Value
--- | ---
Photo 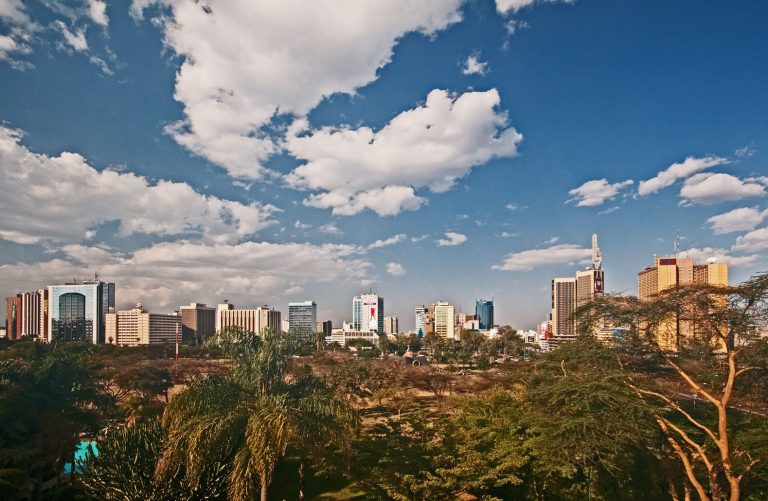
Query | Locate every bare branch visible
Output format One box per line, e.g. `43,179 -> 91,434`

632,385 -> 719,444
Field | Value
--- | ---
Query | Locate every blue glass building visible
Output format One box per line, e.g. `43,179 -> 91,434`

48,281 -> 115,343
475,299 -> 494,330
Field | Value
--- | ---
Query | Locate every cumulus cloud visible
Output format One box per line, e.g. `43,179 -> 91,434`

0,240 -> 371,311
386,262 -> 406,276
496,0 -> 574,15
568,178 -> 633,207
0,126 -> 277,245
732,227 -> 768,253
638,156 -> 728,196
86,0 -> 109,27
493,244 -> 591,271
707,207 -> 768,235
680,173 -> 765,205
318,223 -> 343,235
0,0 -> 36,67
437,232 -> 467,247
462,53 -> 488,76
678,247 -> 759,268
368,234 -> 407,250
53,21 -> 88,52
130,0 -> 464,179
286,89 -> 522,216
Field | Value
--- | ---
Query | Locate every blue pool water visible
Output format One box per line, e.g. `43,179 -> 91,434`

63,440 -> 99,474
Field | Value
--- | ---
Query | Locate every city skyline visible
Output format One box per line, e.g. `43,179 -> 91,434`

1,1 -> 767,330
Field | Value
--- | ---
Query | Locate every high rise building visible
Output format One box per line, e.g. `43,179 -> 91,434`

215,301 -> 235,333
48,279 -> 115,343
219,306 -> 281,335
551,278 -> 577,337
475,299 -> 494,330
316,320 -> 332,337
288,301 -> 317,335
434,301 -> 456,340
384,316 -> 399,335
179,303 -> 215,344
105,305 -> 181,346
6,291 -> 46,340
415,305 -> 428,337
353,293 -> 384,333
638,256 -> 728,350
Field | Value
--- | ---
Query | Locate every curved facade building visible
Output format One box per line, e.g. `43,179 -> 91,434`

48,281 -> 115,344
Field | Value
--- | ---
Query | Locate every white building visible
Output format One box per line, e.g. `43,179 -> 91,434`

105,306 -> 181,346
434,301 -> 456,340
220,306 -> 281,335
353,293 -> 384,333
215,301 -> 235,333
384,316 -> 399,335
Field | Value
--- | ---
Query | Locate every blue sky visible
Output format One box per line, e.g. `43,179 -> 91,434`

1,0 -> 766,330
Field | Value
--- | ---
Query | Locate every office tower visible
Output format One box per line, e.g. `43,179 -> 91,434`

434,301 -> 456,340
638,256 -> 728,350
384,316 -> 399,335
179,303 -> 215,344
288,301 -> 317,335
216,301 -> 235,333
219,306 -> 281,335
281,319 -> 290,333
38,288 -> 48,340
415,305 -> 428,337
475,299 -> 494,330
5,291 -> 43,339
353,293 -> 384,333
551,278 -> 577,337
576,234 -> 605,307
48,278 -> 115,343
316,320 -> 332,337
105,305 -> 181,346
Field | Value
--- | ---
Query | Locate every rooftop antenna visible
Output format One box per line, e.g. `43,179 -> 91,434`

591,233 -> 602,270
674,229 -> 680,256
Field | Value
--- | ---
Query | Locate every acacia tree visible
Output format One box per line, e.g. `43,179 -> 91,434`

577,272 -> 768,501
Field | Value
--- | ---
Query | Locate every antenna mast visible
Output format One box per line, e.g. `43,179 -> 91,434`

591,233 -> 602,270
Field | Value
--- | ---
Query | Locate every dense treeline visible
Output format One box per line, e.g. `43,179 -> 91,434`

1,274 -> 767,500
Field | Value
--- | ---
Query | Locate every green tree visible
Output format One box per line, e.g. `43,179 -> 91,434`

157,328 -> 356,501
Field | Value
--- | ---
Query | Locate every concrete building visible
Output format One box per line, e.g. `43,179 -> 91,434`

328,327 -> 381,347
434,301 -> 456,340
638,256 -> 728,350
475,299 -> 494,330
48,279 -> 115,343
179,303 -> 215,344
6,290 -> 49,340
316,320 -> 332,337
215,301 -> 235,333
219,306 -> 281,335
384,316 -> 399,335
551,278 -> 577,337
281,319 -> 290,333
106,305 -> 181,346
288,301 -> 317,336
353,293 -> 384,333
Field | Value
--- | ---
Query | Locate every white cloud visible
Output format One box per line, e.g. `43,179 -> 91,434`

504,19 -> 530,35
680,173 -> 765,205
318,223 -> 343,235
505,202 -> 524,211
0,0 -> 36,67
386,262 -> 406,276
568,178 -> 633,207
499,231 -> 519,238
543,236 -> 560,244
86,0 -> 109,27
679,247 -> 759,268
707,207 -> 768,235
638,156 -> 728,196
53,21 -> 89,52
293,220 -> 311,230
735,146 -> 756,158
462,54 -> 488,76
286,88 -> 522,216
493,244 -> 591,271
131,0 -> 464,178
496,0 -> 573,15
0,240 -> 371,311
437,232 -> 467,247
732,227 -> 768,253
0,126 -> 277,245
368,234 -> 406,250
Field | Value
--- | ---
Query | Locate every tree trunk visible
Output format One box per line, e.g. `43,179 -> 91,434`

298,460 -> 306,501
260,472 -> 269,501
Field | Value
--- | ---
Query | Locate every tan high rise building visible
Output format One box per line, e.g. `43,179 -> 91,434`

219,306 -> 282,335
106,306 -> 181,346
551,278 -> 577,337
638,257 -> 728,350
434,302 -> 456,340
179,303 -> 215,344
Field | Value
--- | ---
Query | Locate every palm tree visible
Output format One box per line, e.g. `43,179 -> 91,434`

156,327 -> 356,501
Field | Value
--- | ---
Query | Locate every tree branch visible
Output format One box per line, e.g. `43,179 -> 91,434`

659,418 -> 711,501
663,356 -> 721,407
631,385 -> 719,444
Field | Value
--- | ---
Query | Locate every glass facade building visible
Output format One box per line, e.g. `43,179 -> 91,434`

475,299 -> 494,330
288,301 -> 317,338
48,281 -> 115,343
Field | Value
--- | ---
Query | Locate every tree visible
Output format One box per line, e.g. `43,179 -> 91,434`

577,272 -> 768,501
157,328 -> 356,501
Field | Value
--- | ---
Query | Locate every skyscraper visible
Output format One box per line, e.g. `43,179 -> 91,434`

475,299 -> 494,330
179,303 -> 215,344
415,305 -> 428,337
48,279 -> 115,343
288,301 -> 317,335
551,278 -> 577,337
353,293 -> 383,333
638,256 -> 728,350
384,316 -> 399,335
434,301 -> 456,340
